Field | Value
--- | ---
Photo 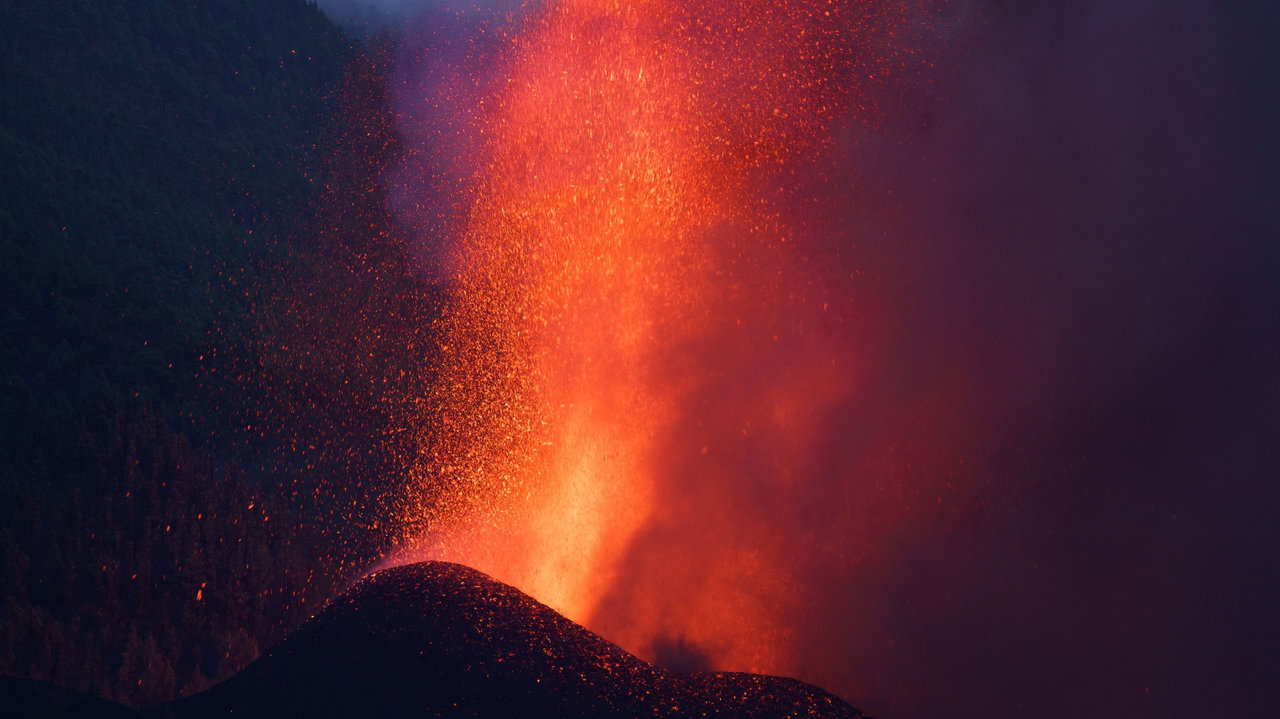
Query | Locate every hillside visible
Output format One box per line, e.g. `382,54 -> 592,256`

0,0 -> 421,705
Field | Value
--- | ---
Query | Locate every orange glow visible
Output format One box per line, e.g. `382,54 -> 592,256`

392,0 -> 869,676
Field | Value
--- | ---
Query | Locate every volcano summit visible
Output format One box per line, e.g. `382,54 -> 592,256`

4,561 -> 868,718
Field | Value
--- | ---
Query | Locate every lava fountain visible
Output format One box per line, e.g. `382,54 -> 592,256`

389,0 -> 888,678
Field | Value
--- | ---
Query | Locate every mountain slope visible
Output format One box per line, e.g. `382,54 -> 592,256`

159,561 -> 869,718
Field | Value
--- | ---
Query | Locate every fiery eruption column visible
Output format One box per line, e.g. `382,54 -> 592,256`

394,0 -> 871,676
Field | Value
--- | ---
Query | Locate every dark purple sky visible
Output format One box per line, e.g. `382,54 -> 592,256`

818,2 -> 1279,716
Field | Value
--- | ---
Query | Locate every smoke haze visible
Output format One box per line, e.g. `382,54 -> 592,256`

379,2 -> 1279,718
788,3 -> 1279,716
313,0 -> 527,33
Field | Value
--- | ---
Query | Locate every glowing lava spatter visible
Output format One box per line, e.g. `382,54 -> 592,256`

392,0 -> 872,675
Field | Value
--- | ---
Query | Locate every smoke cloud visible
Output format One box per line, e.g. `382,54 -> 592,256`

381,2 -> 1279,718
768,2 -> 1279,717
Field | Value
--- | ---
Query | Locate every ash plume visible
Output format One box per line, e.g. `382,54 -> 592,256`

380,2 -> 1280,718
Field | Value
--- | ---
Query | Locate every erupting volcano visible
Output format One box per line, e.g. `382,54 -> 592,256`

3,0 -> 1271,715
386,0 -> 886,682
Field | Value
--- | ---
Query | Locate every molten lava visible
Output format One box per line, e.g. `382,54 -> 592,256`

391,0 -> 878,678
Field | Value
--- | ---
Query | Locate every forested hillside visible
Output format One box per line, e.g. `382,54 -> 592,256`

0,0 -> 344,466
0,0 -> 426,705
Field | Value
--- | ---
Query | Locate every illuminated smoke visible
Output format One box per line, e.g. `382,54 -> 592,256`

384,0 -> 904,676
358,1 -> 1277,717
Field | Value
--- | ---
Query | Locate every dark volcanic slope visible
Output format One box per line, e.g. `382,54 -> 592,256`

1,562 -> 866,718
157,561 -> 867,718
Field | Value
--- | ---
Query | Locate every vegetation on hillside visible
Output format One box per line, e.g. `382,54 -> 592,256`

0,0 -> 432,705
